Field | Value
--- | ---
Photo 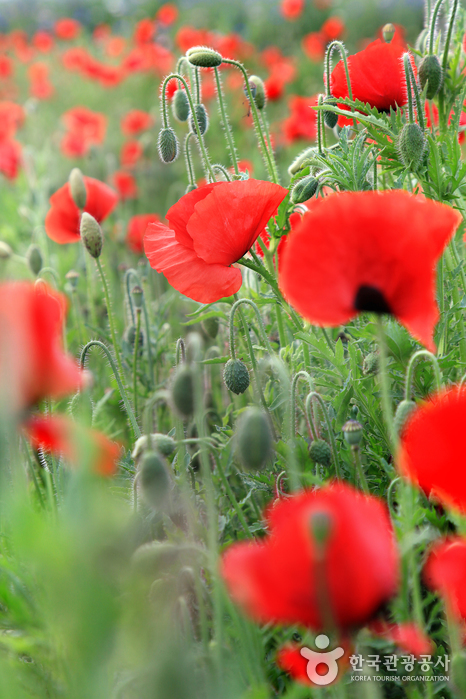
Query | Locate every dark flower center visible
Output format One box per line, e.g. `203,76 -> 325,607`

354,285 -> 392,314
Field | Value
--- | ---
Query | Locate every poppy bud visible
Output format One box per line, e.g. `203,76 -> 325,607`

158,127 -> 179,163
309,439 -> 332,467
185,184 -> 197,194
0,241 -> 12,259
132,433 -> 177,461
323,96 -> 339,129
418,55 -> 443,100
223,358 -> 250,395
394,399 -> 416,436
80,212 -> 103,258
247,75 -> 266,110
309,510 -> 333,548
363,351 -> 379,375
124,324 -> 144,355
131,284 -> 143,309
236,407 -> 273,471
398,123 -> 426,169
382,23 -> 396,43
190,104 -> 209,135
172,89 -> 190,122
26,245 -> 43,276
186,45 -> 222,68
171,364 -> 195,418
65,269 -> 79,289
342,419 -> 363,446
69,167 -> 87,209
288,146 -> 318,176
290,175 -> 318,204
201,316 -> 219,339
139,450 -> 171,510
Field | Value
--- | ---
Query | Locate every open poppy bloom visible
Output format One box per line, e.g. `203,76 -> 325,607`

397,387 -> 466,514
330,40 -> 414,126
424,538 -> 466,628
279,191 -> 461,351
45,176 -> 118,244
0,283 -> 83,413
221,482 -> 399,632
127,213 -> 161,254
120,109 -> 153,136
144,179 -> 287,303
24,414 -> 120,477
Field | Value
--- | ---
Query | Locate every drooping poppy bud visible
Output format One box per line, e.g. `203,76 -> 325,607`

394,399 -> 417,436
291,175 -> 318,204
397,123 -> 426,169
68,167 -> 87,209
223,358 -> 250,395
172,89 -> 190,122
190,104 -> 208,135
322,96 -> 338,129
186,45 -> 222,68
201,316 -> 219,339
248,75 -> 266,110
158,127 -> 179,163
309,438 -> 332,466
171,364 -> 194,418
80,212 -> 103,259
418,55 -> 443,100
139,450 -> 172,510
26,245 -> 43,276
235,407 -> 273,470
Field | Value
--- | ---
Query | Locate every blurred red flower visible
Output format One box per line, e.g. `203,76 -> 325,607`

144,179 -> 287,303
0,283 -> 83,411
111,170 -> 138,200
120,140 -> 143,168
0,100 -> 25,138
221,482 -> 399,631
62,106 -> 107,145
120,109 -> 154,136
105,36 -> 127,58
24,414 -> 120,477
155,3 -> 179,25
28,62 -> 54,100
127,213 -> 161,254
0,137 -> 21,179
281,95 -> 318,143
54,18 -> 81,41
321,16 -> 345,41
280,0 -> 304,20
133,18 -> 155,45
302,32 -> 326,61
279,191 -> 460,351
175,26 -> 212,54
0,54 -> 13,78
32,30 -> 54,53
330,40 -> 414,125
424,538 -> 466,625
397,387 -> 466,514
368,620 -> 433,657
45,176 -> 118,244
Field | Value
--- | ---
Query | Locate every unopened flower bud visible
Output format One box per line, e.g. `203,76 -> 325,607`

65,269 -> 79,289
186,45 -> 222,68
288,147 -> 318,177
323,96 -> 339,129
419,55 -> 443,100
223,358 -> 250,395
291,175 -> 318,204
0,241 -> 12,259
382,23 -> 396,43
236,407 -> 273,471
69,167 -> 87,209
131,285 -> 143,309
398,123 -> 426,169
190,104 -> 209,135
158,127 -> 179,163
185,184 -> 197,194
172,88 -> 190,122
201,316 -> 219,339
171,364 -> 195,418
132,434 -> 176,461
139,450 -> 171,510
342,419 -> 363,446
247,75 -> 266,110
309,439 -> 332,467
123,324 -> 144,355
80,212 -> 103,258
394,399 -> 416,436
26,245 -> 42,276
363,351 -> 379,375
309,510 -> 333,548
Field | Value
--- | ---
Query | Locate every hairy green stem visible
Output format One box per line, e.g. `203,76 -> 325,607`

404,350 -> 442,399
305,392 -> 341,479
132,309 -> 141,421
213,66 -> 239,175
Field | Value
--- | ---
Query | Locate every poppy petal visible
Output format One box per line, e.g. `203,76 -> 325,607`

144,222 -> 242,303
166,182 -> 222,249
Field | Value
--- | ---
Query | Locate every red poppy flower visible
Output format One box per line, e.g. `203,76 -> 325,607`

424,538 -> 466,624
93,24 -> 111,42
133,18 -> 154,45
155,3 -> 179,25
54,18 -> 81,41
277,640 -> 352,686
330,40 -> 414,126
105,36 -> 127,58
0,100 -> 25,139
397,387 -> 466,514
222,482 -> 399,632
45,176 -> 118,245
127,213 -> 160,254
24,414 -> 120,477
0,54 -> 13,78
121,140 -> 143,169
32,30 -> 54,53
279,191 -> 461,352
144,179 -> 287,303
302,32 -> 326,62
322,17 -> 345,41
62,106 -> 107,145
280,0 -> 305,20
120,110 -> 153,136
368,620 -> 433,657
281,95 -> 318,143
175,26 -> 213,54
0,283 -> 83,411
111,170 -> 138,200
28,62 -> 54,100
0,138 -> 21,180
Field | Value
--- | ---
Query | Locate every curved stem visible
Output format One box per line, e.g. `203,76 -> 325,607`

212,164 -> 232,181
80,340 -> 141,439
229,298 -> 274,358
96,257 -> 125,383
184,132 -> 196,187
387,476 -> 401,520
406,57 -> 425,130
290,371 -> 316,441
352,446 -> 369,493
305,392 -> 341,480
213,66 -> 239,176
39,267 -> 60,286
404,349 -> 442,399
215,455 -> 253,538
133,309 -> 141,421
403,54 -> 415,124
259,111 -> 280,184
324,40 -> 353,102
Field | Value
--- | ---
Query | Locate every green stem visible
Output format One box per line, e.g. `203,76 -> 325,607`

215,456 -> 253,538
222,58 -> 278,183
124,269 -> 154,389
442,0 -> 459,76
258,111 -> 280,184
445,247 -> 466,365
404,349 -> 442,399
229,298 -> 274,357
403,54 -> 415,124
428,0 -> 444,54
132,309 -> 141,422
375,317 -> 397,453
95,258 -> 125,383
84,249 -> 98,328
305,392 -> 341,479
80,340 -> 141,439
184,132 -> 196,187
406,58 -> 425,130
352,445 -> 369,493
213,67 -> 239,176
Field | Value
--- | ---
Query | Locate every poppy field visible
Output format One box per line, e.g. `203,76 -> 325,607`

2,0 -> 466,696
